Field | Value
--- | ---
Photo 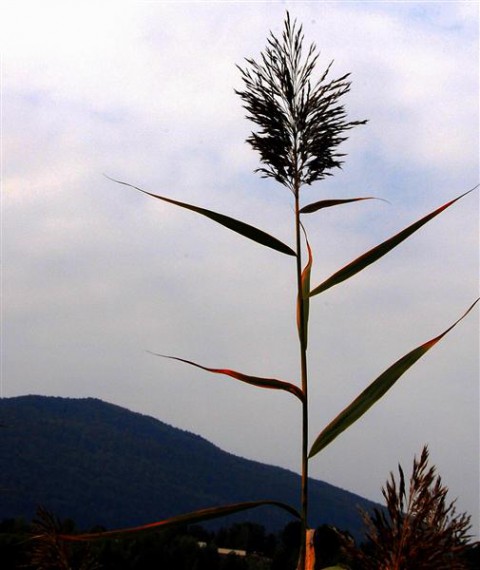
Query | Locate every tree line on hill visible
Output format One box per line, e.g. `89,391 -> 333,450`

1,509 -> 479,570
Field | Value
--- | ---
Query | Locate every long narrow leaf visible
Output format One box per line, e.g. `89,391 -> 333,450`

310,187 -> 477,297
308,299 -> 479,459
149,352 -> 305,402
300,196 -> 382,214
60,500 -> 300,541
107,176 -> 296,257
297,231 -> 313,349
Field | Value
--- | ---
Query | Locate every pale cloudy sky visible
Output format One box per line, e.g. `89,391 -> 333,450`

2,1 -> 479,536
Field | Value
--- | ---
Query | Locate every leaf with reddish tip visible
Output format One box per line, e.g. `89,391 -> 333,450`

106,176 -> 296,257
300,197 -> 383,214
297,233 -> 313,349
60,500 -> 300,541
149,352 -> 305,402
310,187 -> 477,297
308,299 -> 479,459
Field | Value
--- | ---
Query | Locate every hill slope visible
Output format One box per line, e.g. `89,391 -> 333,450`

0,395 -> 378,539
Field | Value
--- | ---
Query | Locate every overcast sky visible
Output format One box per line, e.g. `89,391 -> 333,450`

2,1 -> 479,536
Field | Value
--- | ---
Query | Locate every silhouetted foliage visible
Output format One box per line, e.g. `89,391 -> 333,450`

0,517 -> 31,569
30,506 -> 100,570
350,446 -> 472,569
215,522 -> 277,556
1,511 -> 478,569
312,524 -> 354,568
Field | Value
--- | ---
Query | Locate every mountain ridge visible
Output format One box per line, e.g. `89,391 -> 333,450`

0,395 -> 379,540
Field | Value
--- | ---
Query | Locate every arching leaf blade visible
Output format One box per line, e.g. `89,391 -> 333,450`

300,196 -> 383,214
297,232 -> 313,349
60,500 -> 300,541
308,299 -> 479,459
107,176 -> 296,257
149,352 -> 305,402
310,187 -> 477,297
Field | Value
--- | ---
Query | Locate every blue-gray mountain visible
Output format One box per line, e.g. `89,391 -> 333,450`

0,395 -> 380,540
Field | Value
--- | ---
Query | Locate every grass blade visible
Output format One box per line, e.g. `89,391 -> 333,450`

107,176 -> 296,257
310,187 -> 477,297
308,299 -> 479,458
60,500 -> 300,541
149,352 -> 305,402
297,232 -> 313,349
300,197 -> 383,214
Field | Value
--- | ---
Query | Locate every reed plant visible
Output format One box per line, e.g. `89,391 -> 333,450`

31,507 -> 100,570
61,13 -> 477,569
350,446 -> 472,569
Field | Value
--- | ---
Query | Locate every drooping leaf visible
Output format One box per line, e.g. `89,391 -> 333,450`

310,187 -> 477,297
297,232 -> 313,349
60,500 -> 300,541
300,197 -> 383,214
149,352 -> 305,402
308,299 -> 479,459
107,176 -> 296,257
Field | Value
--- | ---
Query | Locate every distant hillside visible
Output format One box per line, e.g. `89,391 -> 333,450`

0,395 -> 379,540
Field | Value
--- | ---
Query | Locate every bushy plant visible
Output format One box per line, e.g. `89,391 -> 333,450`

350,446 -> 472,570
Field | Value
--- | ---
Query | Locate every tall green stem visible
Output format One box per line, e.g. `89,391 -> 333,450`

294,179 -> 309,570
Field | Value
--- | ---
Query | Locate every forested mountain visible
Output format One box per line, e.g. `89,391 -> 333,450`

0,395 -> 378,540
